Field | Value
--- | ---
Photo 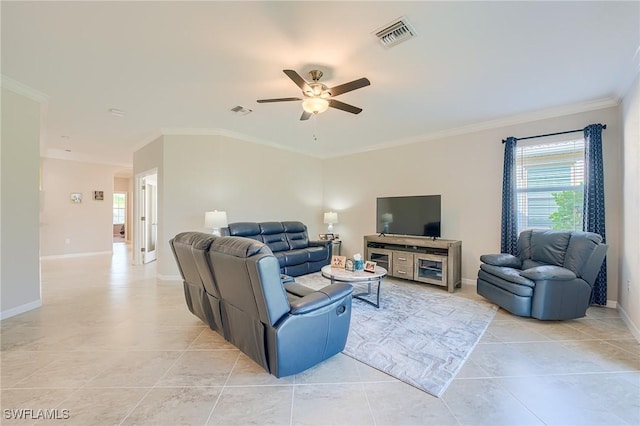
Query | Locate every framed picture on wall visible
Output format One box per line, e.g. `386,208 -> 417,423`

70,193 -> 82,203
93,190 -> 104,201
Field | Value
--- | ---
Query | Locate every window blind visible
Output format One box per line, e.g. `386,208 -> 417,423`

516,139 -> 584,232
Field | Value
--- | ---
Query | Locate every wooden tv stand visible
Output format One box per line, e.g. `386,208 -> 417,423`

364,235 -> 462,293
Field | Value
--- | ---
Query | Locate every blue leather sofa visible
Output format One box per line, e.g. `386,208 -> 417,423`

170,232 -> 353,377
227,221 -> 331,277
477,230 -> 608,320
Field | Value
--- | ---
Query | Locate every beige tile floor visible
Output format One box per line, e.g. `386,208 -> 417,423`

1,243 -> 638,425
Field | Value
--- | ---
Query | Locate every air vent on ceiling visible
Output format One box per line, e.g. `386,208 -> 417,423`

374,16 -> 416,48
230,105 -> 252,115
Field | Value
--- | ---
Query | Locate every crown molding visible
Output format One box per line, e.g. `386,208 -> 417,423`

44,148 -> 132,169
158,127 -> 320,158
0,75 -> 49,103
321,96 -> 621,159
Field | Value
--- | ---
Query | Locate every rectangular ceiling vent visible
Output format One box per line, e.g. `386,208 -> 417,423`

374,16 -> 417,48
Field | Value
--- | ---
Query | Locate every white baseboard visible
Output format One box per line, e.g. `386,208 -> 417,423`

1,299 -> 42,320
461,278 -> 476,286
40,251 -> 112,260
618,305 -> 640,343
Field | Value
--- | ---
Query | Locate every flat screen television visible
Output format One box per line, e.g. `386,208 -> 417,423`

376,195 -> 441,238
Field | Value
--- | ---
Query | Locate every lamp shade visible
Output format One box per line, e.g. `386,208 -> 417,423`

302,97 -> 329,114
324,211 -> 338,224
204,210 -> 228,229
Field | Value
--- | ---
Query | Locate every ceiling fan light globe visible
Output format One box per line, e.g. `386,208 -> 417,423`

302,97 -> 329,114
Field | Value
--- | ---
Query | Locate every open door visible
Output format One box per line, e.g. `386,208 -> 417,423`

142,176 -> 158,263
135,170 -> 158,264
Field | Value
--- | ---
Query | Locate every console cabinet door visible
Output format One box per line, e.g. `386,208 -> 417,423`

414,254 -> 447,287
392,251 -> 414,279
367,248 -> 392,272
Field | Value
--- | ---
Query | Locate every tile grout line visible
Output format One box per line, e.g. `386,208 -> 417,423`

204,350 -> 241,425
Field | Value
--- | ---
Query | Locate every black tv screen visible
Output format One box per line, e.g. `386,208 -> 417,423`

376,195 -> 441,238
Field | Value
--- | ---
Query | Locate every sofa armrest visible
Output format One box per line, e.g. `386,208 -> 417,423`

309,240 -> 330,248
289,283 -> 352,315
480,253 -> 522,268
520,265 -> 576,281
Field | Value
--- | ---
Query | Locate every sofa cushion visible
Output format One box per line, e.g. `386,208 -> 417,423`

259,223 -> 290,252
283,221 -> 309,249
273,252 -> 286,268
480,264 -> 535,287
478,269 -> 534,297
563,232 -> 603,277
530,231 -> 571,266
522,259 -> 547,270
520,265 -> 576,281
480,253 -> 522,268
262,233 -> 290,252
287,233 -> 309,249
307,246 -> 327,262
211,236 -> 271,258
284,249 -> 309,266
228,222 -> 262,238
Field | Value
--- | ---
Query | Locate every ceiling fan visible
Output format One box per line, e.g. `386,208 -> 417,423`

257,69 -> 371,120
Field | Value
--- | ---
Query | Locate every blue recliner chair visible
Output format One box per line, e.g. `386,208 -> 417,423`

477,230 -> 608,320
207,236 -> 353,377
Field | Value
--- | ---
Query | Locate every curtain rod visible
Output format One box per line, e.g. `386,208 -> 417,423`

502,124 -> 607,143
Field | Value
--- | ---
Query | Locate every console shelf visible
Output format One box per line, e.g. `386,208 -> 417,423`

364,235 -> 462,292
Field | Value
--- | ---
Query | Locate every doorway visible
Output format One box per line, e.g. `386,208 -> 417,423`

134,170 -> 158,264
113,192 -> 127,243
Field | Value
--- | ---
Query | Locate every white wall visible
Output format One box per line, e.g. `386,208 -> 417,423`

134,134 -> 324,278
324,106 -> 622,304
1,88 -> 42,318
40,158 -> 120,257
620,74 -> 640,339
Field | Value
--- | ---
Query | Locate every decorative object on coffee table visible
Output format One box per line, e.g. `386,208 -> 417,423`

364,260 -> 377,273
331,255 -> 346,268
345,259 -> 354,271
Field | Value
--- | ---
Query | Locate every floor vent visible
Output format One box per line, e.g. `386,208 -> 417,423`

374,16 -> 417,48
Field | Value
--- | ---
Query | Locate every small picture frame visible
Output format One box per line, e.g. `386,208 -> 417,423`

364,260 -> 377,273
93,190 -> 104,201
331,255 -> 346,269
345,259 -> 354,271
325,233 -> 335,241
70,192 -> 82,203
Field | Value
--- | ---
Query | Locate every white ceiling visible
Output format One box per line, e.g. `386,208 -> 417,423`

2,1 -> 639,168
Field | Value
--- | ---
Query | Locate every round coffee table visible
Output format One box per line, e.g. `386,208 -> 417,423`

321,265 -> 387,308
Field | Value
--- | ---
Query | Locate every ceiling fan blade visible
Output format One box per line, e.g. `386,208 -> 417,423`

327,77 -> 370,97
256,97 -> 302,103
283,69 -> 311,93
328,99 -> 363,114
300,111 -> 312,121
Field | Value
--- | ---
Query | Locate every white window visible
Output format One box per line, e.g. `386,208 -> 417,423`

113,192 -> 126,225
516,139 -> 584,232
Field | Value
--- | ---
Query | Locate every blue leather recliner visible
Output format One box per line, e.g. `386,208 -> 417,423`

477,230 -> 608,320
170,232 -> 353,377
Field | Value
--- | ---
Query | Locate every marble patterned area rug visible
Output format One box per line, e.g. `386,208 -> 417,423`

295,272 -> 498,397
